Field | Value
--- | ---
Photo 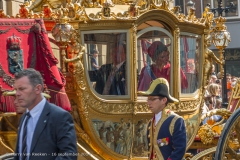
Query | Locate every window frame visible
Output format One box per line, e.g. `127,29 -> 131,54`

136,26 -> 173,96
81,29 -> 131,100
179,32 -> 202,98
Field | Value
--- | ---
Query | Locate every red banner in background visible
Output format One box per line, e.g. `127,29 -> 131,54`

0,19 -> 71,112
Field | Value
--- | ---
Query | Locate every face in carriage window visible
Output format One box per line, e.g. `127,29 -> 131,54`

137,30 -> 188,93
86,32 -> 128,96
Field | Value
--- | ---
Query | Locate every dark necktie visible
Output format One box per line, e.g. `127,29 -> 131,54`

102,66 -> 118,95
22,112 -> 31,160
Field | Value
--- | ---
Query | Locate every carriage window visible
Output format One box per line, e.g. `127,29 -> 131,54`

84,32 -> 128,96
180,34 -> 201,93
137,30 -> 176,92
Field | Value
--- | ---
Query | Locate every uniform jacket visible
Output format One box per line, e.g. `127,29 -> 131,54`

147,109 -> 186,160
95,61 -> 126,95
14,101 -> 77,160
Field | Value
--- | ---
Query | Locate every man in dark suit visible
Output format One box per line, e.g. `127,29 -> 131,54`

95,42 -> 127,95
13,68 -> 77,160
138,78 -> 186,160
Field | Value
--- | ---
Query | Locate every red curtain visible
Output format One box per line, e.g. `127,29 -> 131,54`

0,19 -> 71,112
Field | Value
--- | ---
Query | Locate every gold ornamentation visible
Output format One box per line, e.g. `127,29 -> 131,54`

214,16 -> 227,31
102,2 -> 111,17
159,0 -> 169,10
173,27 -> 180,98
186,8 -> 197,22
19,4 -> 29,18
198,124 -> 215,145
134,103 -> 150,114
201,5 -> 214,29
43,4 -> 52,19
171,6 -> 181,16
191,146 -> 216,160
171,98 -> 201,112
0,9 -> 7,18
28,0 -> 62,12
201,108 -> 232,123
12,0 -> 210,26
211,16 -> 231,79
65,31 -> 84,74
134,98 -> 202,114
203,33 -> 224,86
83,96 -> 133,113
128,3 -> 139,18
198,109 -> 232,146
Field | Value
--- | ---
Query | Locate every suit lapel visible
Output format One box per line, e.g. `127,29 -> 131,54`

30,102 -> 50,153
15,113 -> 27,153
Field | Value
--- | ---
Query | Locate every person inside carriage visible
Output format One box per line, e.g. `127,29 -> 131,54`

138,41 -> 188,91
95,42 -> 127,95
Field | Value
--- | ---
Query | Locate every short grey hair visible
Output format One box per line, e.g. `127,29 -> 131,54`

14,68 -> 44,90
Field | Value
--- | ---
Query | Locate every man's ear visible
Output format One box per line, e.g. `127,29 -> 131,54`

35,84 -> 43,93
163,97 -> 168,103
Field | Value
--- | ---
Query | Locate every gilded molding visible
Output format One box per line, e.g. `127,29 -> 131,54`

191,146 -> 216,160
173,98 -> 201,112
133,103 -> 150,114
131,24 -> 137,101
0,136 -> 14,153
0,0 -> 210,28
173,27 -> 180,99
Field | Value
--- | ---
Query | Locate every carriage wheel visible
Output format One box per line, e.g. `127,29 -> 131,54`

215,108 -> 240,159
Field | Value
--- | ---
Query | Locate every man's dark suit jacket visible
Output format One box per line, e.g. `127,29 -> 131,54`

95,61 -> 126,95
14,101 -> 77,160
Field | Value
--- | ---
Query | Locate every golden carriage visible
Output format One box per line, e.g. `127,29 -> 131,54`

0,0 -> 240,159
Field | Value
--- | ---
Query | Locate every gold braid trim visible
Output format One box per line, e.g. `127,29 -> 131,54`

48,89 -> 67,94
169,115 -> 180,136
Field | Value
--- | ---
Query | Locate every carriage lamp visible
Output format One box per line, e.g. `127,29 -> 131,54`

212,16 -> 231,108
52,7 -> 74,75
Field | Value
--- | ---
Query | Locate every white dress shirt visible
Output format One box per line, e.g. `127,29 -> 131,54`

155,111 -> 162,126
115,61 -> 125,69
19,97 -> 46,159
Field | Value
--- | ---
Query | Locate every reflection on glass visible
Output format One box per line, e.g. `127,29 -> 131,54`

137,30 -> 188,91
180,35 -> 201,93
86,32 -> 127,95
90,49 -> 100,71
